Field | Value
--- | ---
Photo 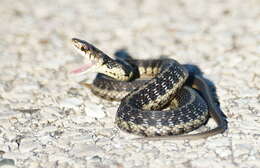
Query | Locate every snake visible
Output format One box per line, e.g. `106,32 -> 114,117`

71,38 -> 226,140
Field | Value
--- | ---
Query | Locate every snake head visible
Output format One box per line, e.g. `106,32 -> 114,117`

71,38 -> 134,81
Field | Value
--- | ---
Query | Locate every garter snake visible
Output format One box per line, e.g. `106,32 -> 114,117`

71,38 -> 226,140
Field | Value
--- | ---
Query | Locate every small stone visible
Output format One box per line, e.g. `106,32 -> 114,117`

215,147 -> 232,158
0,119 -> 12,130
38,126 -> 58,137
4,152 -> 30,161
59,97 -> 83,108
0,158 -> 15,167
26,161 -> 41,168
4,142 -> 18,152
85,104 -> 105,118
184,151 -> 198,159
19,138 -> 40,153
239,88 -> 259,98
0,110 -> 18,120
0,150 -> 5,156
69,135 -> 93,144
40,107 -> 60,122
206,138 -> 230,149
70,115 -> 90,124
233,144 -> 253,157
43,162 -> 59,168
191,158 -> 216,168
71,143 -> 104,157
48,153 -> 70,162
38,135 -> 53,145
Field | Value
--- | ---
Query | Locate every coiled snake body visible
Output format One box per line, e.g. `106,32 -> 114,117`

71,38 -> 226,139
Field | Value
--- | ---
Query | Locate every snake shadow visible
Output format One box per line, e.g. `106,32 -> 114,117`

114,49 -> 228,132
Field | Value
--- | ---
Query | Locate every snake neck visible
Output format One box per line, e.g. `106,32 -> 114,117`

72,38 -> 137,81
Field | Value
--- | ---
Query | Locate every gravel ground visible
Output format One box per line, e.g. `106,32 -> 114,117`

0,0 -> 260,168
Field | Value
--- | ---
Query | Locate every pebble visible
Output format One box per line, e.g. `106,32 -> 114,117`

239,88 -> 259,98
59,97 -> 83,108
38,135 -> 53,145
0,110 -> 18,120
0,166 -> 16,168
48,153 -> 70,163
215,147 -> 232,158
25,161 -> 42,168
206,138 -> 230,149
4,142 -> 18,152
3,132 -> 17,143
85,104 -> 105,118
70,143 -> 104,158
39,107 -> 60,122
69,134 -> 93,144
15,83 -> 40,92
19,138 -> 40,153
233,144 -> 253,158
70,115 -> 91,124
0,119 -> 12,130
38,125 -> 58,135
4,151 -> 31,161
0,158 -> 15,167
190,158 -> 217,168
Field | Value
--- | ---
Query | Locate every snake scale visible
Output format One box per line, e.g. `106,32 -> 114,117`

71,38 -> 226,140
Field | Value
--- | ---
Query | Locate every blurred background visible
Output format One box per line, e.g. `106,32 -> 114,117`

1,0 -> 259,66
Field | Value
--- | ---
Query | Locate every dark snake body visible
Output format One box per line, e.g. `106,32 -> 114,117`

88,59 -> 209,136
72,38 -> 226,139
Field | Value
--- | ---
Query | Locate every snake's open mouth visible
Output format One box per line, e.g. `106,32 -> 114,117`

70,58 -> 100,75
71,38 -> 102,75
70,63 -> 94,74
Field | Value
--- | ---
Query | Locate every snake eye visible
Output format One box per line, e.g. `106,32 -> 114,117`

80,46 -> 85,51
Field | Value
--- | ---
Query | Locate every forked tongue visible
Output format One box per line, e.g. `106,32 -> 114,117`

70,62 -> 95,75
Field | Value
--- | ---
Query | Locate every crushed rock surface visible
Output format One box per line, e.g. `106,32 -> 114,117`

0,0 -> 259,167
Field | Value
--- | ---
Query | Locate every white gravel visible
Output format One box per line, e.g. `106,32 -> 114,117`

0,0 -> 260,167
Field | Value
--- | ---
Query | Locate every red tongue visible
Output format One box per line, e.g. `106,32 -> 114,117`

70,63 -> 94,74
